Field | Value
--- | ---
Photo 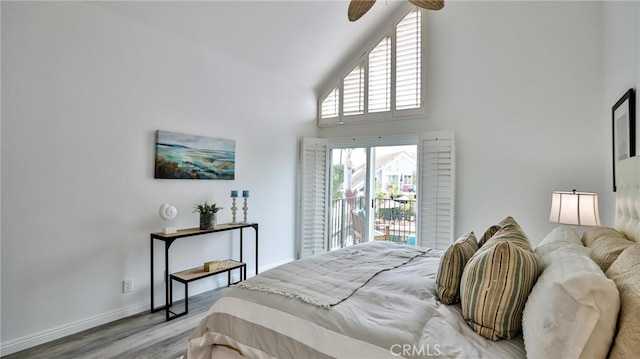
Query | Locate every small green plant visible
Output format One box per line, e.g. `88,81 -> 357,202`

193,201 -> 222,215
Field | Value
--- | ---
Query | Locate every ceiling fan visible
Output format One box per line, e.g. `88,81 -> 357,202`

348,0 -> 444,22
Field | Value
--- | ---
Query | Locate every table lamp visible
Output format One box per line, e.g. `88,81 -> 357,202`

549,189 -> 601,226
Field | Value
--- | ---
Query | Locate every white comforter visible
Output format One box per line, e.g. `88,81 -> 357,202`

187,242 -> 525,358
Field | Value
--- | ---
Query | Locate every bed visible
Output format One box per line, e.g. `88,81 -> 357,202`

186,156 -> 640,359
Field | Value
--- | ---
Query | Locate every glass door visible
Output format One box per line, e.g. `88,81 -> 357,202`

329,147 -> 367,250
329,144 -> 417,249
372,145 -> 417,245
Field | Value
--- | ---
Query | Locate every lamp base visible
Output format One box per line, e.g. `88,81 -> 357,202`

163,227 -> 177,234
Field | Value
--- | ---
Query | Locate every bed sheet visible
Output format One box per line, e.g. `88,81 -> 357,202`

187,243 -> 525,359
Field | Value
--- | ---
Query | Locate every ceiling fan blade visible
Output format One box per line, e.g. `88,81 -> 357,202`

408,0 -> 445,11
348,0 -> 376,22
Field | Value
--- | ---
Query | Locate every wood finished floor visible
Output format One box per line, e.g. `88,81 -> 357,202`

3,288 -> 228,359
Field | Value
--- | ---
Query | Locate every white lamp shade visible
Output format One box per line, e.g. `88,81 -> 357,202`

549,191 -> 601,226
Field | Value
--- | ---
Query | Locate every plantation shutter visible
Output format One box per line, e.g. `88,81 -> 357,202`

418,132 -> 455,249
395,9 -> 421,111
321,88 -> 340,119
368,37 -> 391,113
299,137 -> 330,258
343,65 -> 365,116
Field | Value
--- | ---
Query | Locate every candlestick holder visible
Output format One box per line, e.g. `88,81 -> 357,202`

242,197 -> 249,223
230,197 -> 238,224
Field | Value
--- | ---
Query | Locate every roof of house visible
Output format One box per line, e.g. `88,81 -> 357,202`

349,151 -> 416,190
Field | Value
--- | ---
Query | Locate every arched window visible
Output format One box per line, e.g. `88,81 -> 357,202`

318,8 -> 425,126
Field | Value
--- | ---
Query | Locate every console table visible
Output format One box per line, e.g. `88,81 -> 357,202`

150,222 -> 259,321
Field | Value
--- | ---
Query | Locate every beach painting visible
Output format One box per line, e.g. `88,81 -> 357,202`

154,130 -> 236,180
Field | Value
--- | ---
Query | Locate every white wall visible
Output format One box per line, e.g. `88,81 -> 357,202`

0,1 -> 3,348
601,0 -> 640,225
1,1 -> 314,353
3,0 -> 638,355
320,1 -> 605,244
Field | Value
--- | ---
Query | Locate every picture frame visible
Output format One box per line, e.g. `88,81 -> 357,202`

154,130 -> 236,180
612,88 -> 635,191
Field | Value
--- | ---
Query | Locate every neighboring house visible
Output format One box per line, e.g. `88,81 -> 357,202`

349,151 -> 416,196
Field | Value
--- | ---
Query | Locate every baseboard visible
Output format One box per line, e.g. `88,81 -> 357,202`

0,300 -> 150,356
0,257 -> 294,356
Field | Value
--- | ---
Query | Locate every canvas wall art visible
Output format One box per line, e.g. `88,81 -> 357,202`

154,130 -> 236,180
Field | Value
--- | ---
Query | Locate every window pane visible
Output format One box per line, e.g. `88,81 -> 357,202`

373,145 -> 418,244
343,65 -> 364,116
369,37 -> 391,113
321,87 -> 340,119
329,148 -> 367,249
396,10 -> 421,110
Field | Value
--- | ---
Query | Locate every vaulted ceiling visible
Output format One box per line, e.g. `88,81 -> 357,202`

93,0 -> 405,93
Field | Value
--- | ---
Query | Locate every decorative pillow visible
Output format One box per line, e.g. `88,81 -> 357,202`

498,216 -> 518,227
582,226 -> 625,247
534,225 -> 589,259
460,240 -> 542,341
523,247 -> 619,359
436,232 -> 478,304
582,226 -> 633,272
477,225 -> 500,248
540,225 -> 583,246
481,221 -> 533,253
606,243 -> 640,358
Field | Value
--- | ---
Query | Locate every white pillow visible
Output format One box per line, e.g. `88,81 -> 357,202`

534,225 -> 589,259
522,247 -> 620,359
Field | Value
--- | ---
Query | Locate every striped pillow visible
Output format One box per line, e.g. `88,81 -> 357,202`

477,225 -> 500,248
436,232 -> 478,304
482,222 -> 534,252
498,216 -> 518,227
477,217 -> 524,248
460,240 -> 542,341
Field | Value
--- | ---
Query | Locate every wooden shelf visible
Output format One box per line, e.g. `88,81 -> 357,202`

170,259 -> 245,282
167,259 -> 246,320
151,223 -> 256,239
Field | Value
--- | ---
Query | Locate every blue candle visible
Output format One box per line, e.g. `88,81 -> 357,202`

231,190 -> 238,198
242,190 -> 249,197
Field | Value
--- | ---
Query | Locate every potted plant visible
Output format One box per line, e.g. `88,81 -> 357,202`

193,201 -> 222,230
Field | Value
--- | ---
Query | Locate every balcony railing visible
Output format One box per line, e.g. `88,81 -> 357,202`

329,197 -> 416,250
